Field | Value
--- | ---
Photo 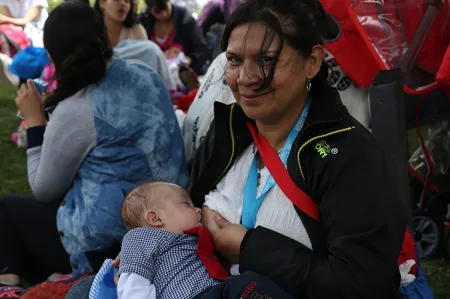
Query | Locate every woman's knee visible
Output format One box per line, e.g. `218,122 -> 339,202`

65,275 -> 95,299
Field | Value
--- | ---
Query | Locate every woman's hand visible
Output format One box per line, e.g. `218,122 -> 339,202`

15,80 -> 46,127
202,207 -> 226,234
202,207 -> 247,263
212,221 -> 248,264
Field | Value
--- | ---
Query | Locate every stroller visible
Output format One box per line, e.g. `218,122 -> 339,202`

320,0 -> 450,259
409,118 -> 450,258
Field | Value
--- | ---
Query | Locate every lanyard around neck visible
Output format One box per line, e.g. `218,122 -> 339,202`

241,99 -> 311,229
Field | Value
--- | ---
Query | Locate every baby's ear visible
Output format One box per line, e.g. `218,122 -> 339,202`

145,210 -> 164,227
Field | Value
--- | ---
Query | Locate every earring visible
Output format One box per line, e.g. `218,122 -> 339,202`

306,79 -> 312,92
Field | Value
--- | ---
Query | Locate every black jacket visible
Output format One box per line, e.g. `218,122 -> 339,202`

138,5 -> 211,75
188,85 -> 407,299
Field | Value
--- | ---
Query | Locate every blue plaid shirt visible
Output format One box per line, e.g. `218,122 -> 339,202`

119,228 -> 220,299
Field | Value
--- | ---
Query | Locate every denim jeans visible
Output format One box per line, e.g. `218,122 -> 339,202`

65,276 -> 95,299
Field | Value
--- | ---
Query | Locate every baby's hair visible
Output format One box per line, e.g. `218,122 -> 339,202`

121,180 -> 166,231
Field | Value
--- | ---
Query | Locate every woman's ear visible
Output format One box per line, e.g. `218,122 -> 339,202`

306,45 -> 325,79
144,210 -> 164,227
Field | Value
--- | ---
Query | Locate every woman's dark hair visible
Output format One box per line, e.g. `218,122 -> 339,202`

44,2 -> 113,106
94,0 -> 136,28
145,0 -> 169,13
221,0 -> 330,93
64,0 -> 90,6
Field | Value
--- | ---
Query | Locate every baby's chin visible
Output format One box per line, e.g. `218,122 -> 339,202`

194,222 -> 203,227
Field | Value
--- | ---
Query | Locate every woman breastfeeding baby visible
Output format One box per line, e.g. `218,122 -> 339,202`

194,0 -> 406,296
75,0 -> 408,298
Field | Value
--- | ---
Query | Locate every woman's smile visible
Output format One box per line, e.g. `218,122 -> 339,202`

239,91 -> 272,104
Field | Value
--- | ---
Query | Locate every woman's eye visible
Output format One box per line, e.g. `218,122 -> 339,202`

260,56 -> 274,65
227,57 -> 241,65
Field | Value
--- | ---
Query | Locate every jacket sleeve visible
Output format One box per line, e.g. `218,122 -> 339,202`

26,97 -> 96,202
183,17 -> 212,75
187,119 -> 215,198
239,147 -> 407,298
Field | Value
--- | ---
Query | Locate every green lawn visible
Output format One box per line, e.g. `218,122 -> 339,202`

0,85 -> 449,297
0,86 -> 30,194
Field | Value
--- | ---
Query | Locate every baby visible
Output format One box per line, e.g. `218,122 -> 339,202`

117,181 -> 229,299
164,45 -> 194,91
89,182 -> 297,299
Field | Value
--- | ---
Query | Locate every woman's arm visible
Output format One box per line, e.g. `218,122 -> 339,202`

27,92 -> 97,202
0,6 -> 42,26
239,147 -> 408,298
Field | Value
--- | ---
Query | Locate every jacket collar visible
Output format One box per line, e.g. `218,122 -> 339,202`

305,85 -> 349,126
171,4 -> 189,26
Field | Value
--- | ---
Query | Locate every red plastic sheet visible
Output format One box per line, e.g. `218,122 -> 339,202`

322,0 -> 450,92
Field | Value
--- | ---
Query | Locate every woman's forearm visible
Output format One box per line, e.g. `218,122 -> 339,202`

0,6 -> 42,26
1,16 -> 29,26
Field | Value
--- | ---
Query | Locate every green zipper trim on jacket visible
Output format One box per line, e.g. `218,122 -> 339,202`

297,126 -> 355,180
213,105 -> 236,185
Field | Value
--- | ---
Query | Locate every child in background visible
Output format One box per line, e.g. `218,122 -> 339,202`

165,44 -> 199,92
165,44 -> 187,90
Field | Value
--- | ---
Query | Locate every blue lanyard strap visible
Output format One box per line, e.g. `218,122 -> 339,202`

241,99 -> 311,229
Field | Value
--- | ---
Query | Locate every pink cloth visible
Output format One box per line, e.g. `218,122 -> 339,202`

41,63 -> 56,94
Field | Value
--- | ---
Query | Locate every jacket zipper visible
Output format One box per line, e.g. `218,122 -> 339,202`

297,126 -> 355,179
213,105 -> 236,185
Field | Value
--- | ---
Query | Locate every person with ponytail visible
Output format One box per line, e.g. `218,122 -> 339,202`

0,2 -> 188,297
187,0 -> 408,298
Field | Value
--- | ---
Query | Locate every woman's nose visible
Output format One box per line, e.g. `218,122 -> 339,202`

195,207 -> 201,214
238,60 -> 261,87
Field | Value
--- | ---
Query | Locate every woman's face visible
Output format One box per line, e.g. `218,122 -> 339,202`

225,22 -> 318,123
151,4 -> 171,21
100,0 -> 131,23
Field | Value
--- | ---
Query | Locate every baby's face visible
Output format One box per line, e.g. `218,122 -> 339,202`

159,188 -> 202,234
165,47 -> 181,60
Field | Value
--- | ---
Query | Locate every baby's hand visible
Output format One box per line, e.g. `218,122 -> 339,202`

112,252 -> 121,285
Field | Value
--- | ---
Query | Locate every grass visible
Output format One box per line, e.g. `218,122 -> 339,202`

422,259 -> 450,298
0,86 -> 30,194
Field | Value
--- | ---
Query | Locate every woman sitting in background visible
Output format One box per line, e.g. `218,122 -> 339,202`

0,0 -> 48,47
0,2 -> 188,298
139,0 -> 211,75
94,0 -> 147,47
